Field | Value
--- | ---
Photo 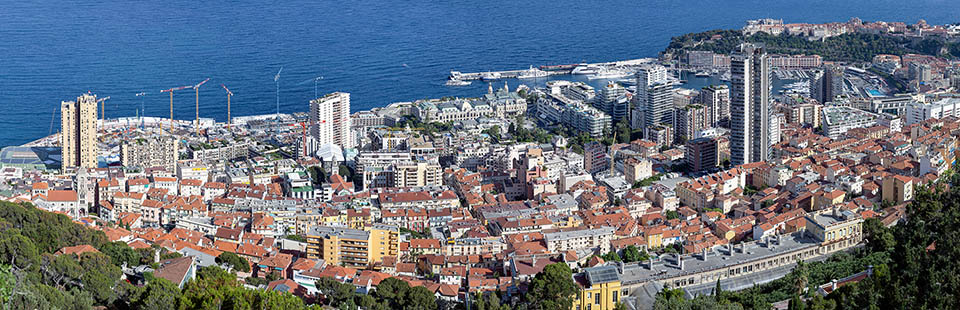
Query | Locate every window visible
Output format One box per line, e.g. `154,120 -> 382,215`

595,292 -> 601,305
613,291 -> 618,303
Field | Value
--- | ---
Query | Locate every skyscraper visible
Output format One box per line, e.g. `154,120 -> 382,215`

310,92 -> 354,150
633,64 -> 675,131
61,93 -> 98,170
730,44 -> 770,166
699,85 -> 730,127
675,104 -> 707,144
810,65 -> 843,103
598,82 -> 629,123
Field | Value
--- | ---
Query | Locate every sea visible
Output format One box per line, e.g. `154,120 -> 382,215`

1,0 -> 958,147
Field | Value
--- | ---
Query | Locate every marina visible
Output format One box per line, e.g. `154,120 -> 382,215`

447,58 -> 654,82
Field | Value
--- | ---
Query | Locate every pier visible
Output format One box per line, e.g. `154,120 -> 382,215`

448,58 -> 654,81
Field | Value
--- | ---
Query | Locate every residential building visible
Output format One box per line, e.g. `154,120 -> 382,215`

675,104 -> 707,144
805,209 -> 863,247
882,175 -> 913,204
598,82 -> 629,123
544,227 -> 615,253
699,85 -> 730,126
905,98 -> 960,125
811,65 -> 844,103
822,106 -> 883,139
633,65 -> 675,130
685,137 -> 718,173
121,136 -> 179,171
61,93 -> 98,170
305,226 -> 372,268
310,92 -> 354,149
584,142 -> 608,175
730,43 -> 771,166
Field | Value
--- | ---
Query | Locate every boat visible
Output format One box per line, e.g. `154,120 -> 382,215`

445,79 -> 471,86
518,66 -> 550,79
617,78 -> 637,86
571,63 -> 602,75
480,72 -> 501,81
695,71 -> 710,77
719,72 -> 731,82
587,67 -> 630,80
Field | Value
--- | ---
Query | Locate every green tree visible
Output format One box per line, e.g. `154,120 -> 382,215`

405,286 -> 438,310
621,245 -> 648,263
217,252 -> 250,273
316,276 -> 356,305
78,252 -> 122,305
132,277 -> 181,310
526,263 -> 578,310
0,264 -> 12,307
601,250 -> 622,262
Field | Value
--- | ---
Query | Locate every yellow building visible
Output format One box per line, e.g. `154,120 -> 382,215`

573,265 -> 623,310
305,224 -> 400,268
367,224 -> 400,264
804,208 -> 863,246
644,227 -> 663,249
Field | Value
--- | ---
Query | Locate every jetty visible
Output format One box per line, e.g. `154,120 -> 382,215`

449,58 -> 654,81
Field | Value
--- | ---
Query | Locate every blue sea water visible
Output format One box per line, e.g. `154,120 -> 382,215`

1,0 -> 958,147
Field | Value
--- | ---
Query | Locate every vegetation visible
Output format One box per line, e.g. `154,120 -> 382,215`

664,29 -> 960,62
217,252 -> 251,273
526,263 -> 579,310
633,174 -> 663,188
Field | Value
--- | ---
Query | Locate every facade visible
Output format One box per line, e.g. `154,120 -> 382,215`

535,94 -> 611,137
634,65 -> 675,130
61,93 -> 98,170
623,158 -> 653,183
310,92 -> 354,149
905,98 -> 960,125
804,209 -> 863,246
769,54 -> 822,69
543,227 -> 615,253
584,142 -> 609,175
784,103 -> 822,127
573,266 -> 623,310
675,104 -> 707,144
882,175 -> 913,204
121,136 -> 179,171
699,85 -> 730,126
730,44 -> 771,166
392,161 -> 442,188
598,82 -> 629,123
685,137 -> 718,173
811,65 -> 844,103
305,225 -> 398,268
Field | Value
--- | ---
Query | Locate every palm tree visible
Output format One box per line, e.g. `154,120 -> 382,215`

793,260 -> 809,296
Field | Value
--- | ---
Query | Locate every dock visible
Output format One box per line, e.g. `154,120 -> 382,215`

449,58 -> 655,81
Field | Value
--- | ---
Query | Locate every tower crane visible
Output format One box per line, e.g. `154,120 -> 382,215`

289,119 -> 326,158
221,84 -> 234,130
135,92 -> 146,129
193,78 -> 210,135
161,85 -> 193,131
97,96 -> 111,127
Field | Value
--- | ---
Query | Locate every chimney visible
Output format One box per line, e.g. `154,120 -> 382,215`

831,279 -> 838,292
727,243 -> 733,255
701,247 -> 708,261
648,256 -> 654,270
678,254 -> 684,271
867,265 -> 874,276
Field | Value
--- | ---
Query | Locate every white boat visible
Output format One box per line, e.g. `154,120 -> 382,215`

480,72 -> 502,81
445,79 -> 471,86
587,67 -> 630,80
720,72 -> 731,81
518,66 -> 550,79
695,71 -> 710,77
571,64 -> 602,75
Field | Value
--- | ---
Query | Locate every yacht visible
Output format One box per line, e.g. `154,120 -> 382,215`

480,72 -> 501,81
720,72 -> 731,82
587,67 -> 630,80
518,66 -> 550,79
445,79 -> 471,86
571,63 -> 602,75
695,71 -> 710,77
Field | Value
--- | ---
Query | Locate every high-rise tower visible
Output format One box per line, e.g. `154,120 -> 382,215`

310,92 -> 354,150
730,44 -> 770,166
61,93 -> 98,170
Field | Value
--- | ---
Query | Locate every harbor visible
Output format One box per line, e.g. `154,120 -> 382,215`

447,58 -> 655,82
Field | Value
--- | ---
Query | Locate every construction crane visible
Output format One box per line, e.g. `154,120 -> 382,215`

289,119 -> 325,158
193,78 -> 210,135
97,96 -> 111,126
313,76 -> 324,99
221,84 -> 234,130
274,67 -> 283,116
160,85 -> 193,131
135,92 -> 147,129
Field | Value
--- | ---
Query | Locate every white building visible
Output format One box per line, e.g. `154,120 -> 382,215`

905,98 -> 960,125
821,106 -> 882,139
310,92 -> 354,149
